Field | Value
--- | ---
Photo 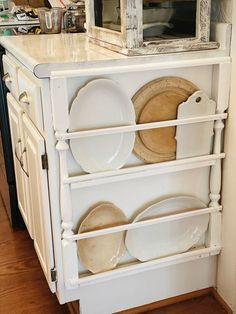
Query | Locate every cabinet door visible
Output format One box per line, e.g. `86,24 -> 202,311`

7,94 -> 33,238
22,113 -> 56,293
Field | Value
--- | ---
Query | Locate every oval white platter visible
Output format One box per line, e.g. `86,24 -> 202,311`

77,202 -> 128,274
69,79 -> 135,173
125,196 -> 209,262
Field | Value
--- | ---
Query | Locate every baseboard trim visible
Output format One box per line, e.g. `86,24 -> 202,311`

117,288 -> 212,314
66,287 -> 233,314
212,288 -> 233,314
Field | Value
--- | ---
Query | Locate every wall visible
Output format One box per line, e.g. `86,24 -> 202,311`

216,0 -> 236,312
211,0 -> 232,23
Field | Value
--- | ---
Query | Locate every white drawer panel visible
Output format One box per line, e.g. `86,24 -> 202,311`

17,69 -> 43,130
2,55 -> 19,98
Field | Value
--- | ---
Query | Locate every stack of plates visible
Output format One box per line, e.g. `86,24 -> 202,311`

132,77 -> 198,163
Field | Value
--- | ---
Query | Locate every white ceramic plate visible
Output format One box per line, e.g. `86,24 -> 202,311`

69,79 -> 135,173
77,202 -> 128,274
125,196 -> 209,262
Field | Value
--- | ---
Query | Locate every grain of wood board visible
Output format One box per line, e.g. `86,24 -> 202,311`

0,195 -> 68,314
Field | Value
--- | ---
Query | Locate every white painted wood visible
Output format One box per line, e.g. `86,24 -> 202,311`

56,140 -> 73,238
66,206 -> 221,241
2,54 -> 19,99
56,113 -> 227,140
22,113 -> 56,293
38,78 -> 67,304
77,247 -> 220,288
17,68 -> 44,130
176,91 -> 216,159
66,153 -> 225,189
86,0 -> 215,54
207,111 -> 225,248
62,239 -> 79,290
7,94 -> 34,239
50,77 -> 70,132
123,0 -> 143,49
197,0 -> 211,42
56,138 -> 79,289
212,63 -> 231,113
77,256 -> 217,313
2,30 -> 233,310
51,57 -> 230,79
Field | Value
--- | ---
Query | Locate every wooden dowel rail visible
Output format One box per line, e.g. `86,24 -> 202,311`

55,113 -> 228,140
64,153 -> 225,188
76,246 -> 221,286
64,206 -> 222,241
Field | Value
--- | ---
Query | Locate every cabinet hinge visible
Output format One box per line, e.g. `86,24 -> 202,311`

50,267 -> 57,282
41,153 -> 48,170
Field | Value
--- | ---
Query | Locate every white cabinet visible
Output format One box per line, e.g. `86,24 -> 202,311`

22,113 -> 55,292
7,90 -> 55,293
2,21 -> 236,312
7,93 -> 33,238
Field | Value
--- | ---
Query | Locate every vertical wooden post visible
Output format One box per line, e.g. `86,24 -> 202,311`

123,0 -> 143,48
196,0 -> 211,42
51,77 -> 79,289
207,63 -> 231,248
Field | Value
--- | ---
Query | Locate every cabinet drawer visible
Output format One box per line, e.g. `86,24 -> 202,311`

17,69 -> 43,130
2,55 -> 19,98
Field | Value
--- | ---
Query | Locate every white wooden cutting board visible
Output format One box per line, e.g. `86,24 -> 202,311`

176,90 -> 216,159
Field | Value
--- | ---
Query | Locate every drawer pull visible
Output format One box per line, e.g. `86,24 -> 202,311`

20,148 -> 29,177
2,73 -> 11,83
19,91 -> 30,105
14,139 -> 22,166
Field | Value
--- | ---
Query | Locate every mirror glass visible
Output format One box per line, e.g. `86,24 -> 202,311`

94,0 -> 121,32
142,0 -> 197,40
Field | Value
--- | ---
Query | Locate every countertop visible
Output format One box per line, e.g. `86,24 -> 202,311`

0,27 -> 231,78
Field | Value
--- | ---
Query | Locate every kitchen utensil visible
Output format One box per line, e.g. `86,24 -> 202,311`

38,7 -> 63,34
132,77 -> 198,163
77,202 -> 128,274
125,196 -> 209,262
69,79 -> 135,173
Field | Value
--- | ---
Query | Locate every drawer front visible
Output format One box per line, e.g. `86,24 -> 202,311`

2,55 -> 19,98
17,69 -> 43,130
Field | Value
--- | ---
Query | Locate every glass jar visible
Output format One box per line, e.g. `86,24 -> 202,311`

64,4 -> 86,33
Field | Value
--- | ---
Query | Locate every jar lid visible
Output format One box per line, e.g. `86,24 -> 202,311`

66,4 -> 85,10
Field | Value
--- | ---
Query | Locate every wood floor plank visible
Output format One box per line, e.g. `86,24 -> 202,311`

0,186 -> 68,314
145,294 -> 228,314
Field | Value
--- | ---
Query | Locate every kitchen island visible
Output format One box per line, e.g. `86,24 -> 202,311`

0,28 -> 235,314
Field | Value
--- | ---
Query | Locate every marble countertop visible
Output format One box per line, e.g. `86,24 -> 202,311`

0,28 -> 231,78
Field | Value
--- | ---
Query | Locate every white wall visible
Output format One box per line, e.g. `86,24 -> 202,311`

212,0 -> 232,23
216,0 -> 236,312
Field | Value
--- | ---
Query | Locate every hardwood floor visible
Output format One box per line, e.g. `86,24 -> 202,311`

145,294 -> 229,314
0,195 -> 68,314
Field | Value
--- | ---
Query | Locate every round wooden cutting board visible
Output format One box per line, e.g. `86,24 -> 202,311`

132,77 -> 198,163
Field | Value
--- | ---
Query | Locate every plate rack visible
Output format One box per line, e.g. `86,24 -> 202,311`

50,58 -> 230,290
